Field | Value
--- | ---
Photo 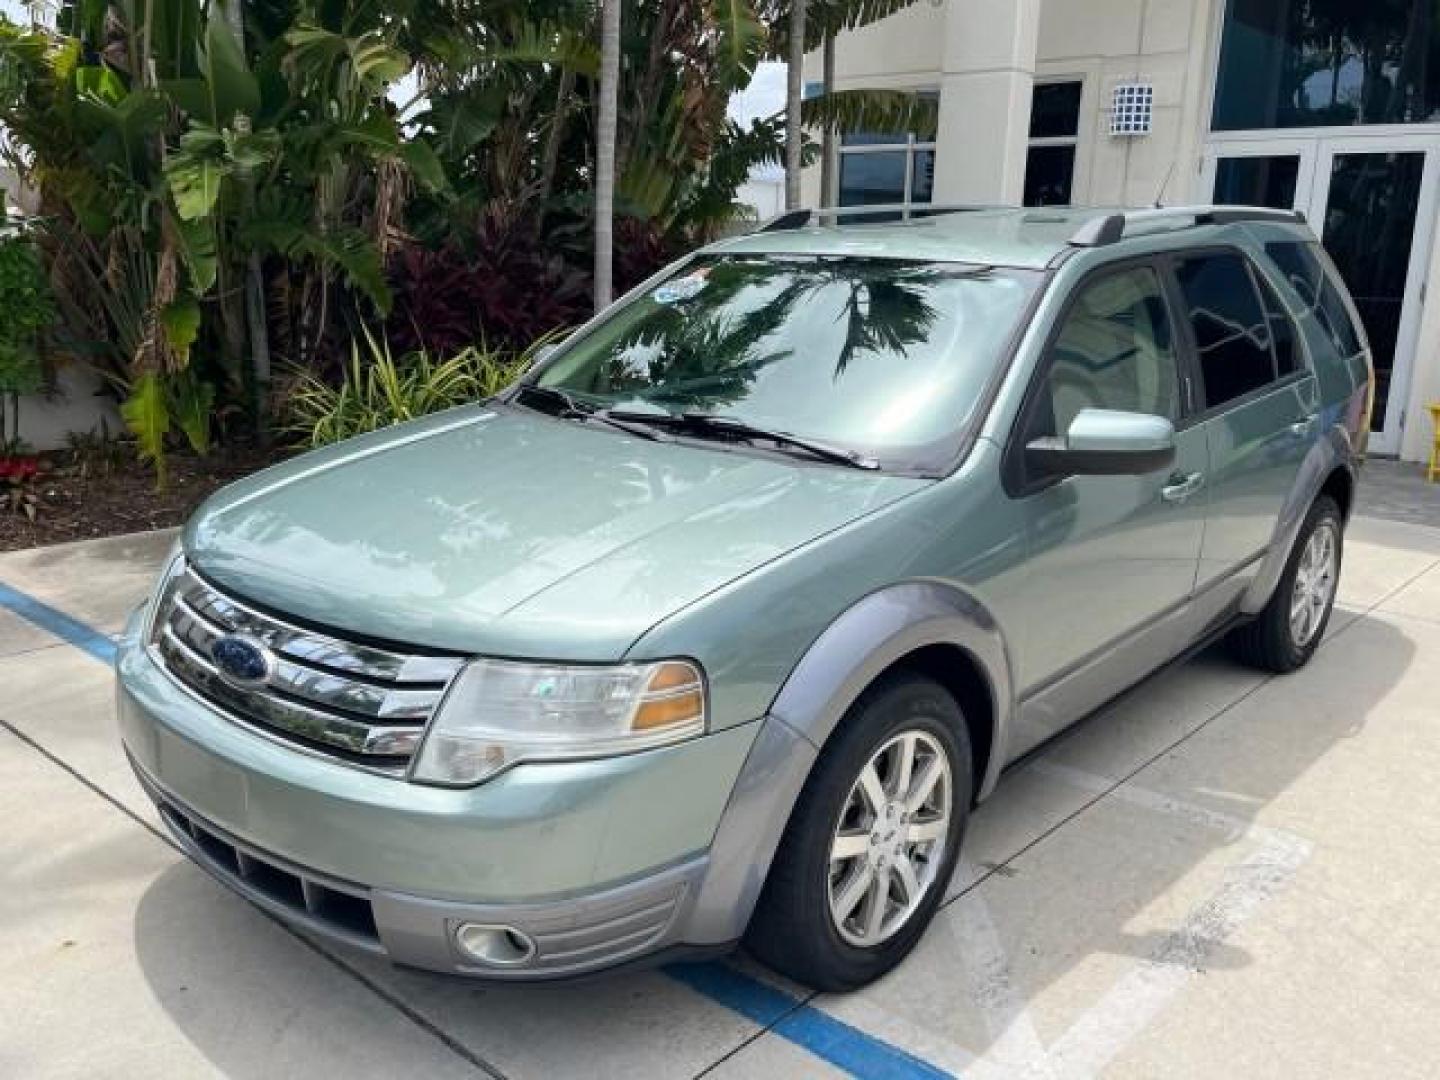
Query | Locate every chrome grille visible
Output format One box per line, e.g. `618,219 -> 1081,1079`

150,562 -> 464,775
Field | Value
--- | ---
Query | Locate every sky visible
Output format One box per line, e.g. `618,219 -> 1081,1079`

729,61 -> 787,183
1,1 -> 32,23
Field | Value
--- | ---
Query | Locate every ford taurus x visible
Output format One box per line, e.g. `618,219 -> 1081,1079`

116,205 -> 1370,991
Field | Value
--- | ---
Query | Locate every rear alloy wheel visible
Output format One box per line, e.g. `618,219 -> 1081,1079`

1288,519 -> 1339,649
746,672 -> 971,991
1229,494 -> 1344,673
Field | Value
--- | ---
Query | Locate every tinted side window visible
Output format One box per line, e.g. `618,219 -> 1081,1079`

1255,272 -> 1302,376
1173,252 -> 1275,409
1263,240 -> 1363,358
1028,266 -> 1181,440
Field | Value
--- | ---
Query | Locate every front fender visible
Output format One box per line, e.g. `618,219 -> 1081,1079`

769,579 -> 1014,799
679,579 -> 1014,946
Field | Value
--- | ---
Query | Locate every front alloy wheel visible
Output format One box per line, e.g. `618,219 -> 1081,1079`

746,672 -> 971,991
828,732 -> 952,948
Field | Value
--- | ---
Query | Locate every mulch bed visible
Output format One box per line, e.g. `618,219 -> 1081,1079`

0,446 -> 284,552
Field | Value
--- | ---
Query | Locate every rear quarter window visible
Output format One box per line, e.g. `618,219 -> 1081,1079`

1263,240 -> 1364,359
1254,271 -> 1303,377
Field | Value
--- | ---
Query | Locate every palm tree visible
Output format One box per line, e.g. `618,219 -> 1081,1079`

818,29 -> 836,205
773,1 -> 935,206
785,0 -> 806,210
594,0 -> 621,310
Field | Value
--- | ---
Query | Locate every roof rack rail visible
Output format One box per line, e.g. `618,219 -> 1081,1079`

1067,205 -> 1306,247
755,203 -> 1004,233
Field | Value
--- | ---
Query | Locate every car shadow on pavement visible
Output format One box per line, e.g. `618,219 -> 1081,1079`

130,612 -> 1418,1077
834,611 -> 1419,1067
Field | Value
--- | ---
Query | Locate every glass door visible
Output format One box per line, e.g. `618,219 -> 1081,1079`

1204,133 -> 1439,455
1310,137 -> 1440,454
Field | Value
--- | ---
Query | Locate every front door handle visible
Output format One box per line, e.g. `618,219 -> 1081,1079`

1161,471 -> 1205,503
1289,414 -> 1318,437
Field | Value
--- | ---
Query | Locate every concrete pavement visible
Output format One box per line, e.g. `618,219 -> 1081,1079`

2,515 -> 1439,1078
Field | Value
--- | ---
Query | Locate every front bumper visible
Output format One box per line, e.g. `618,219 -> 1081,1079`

116,627 -> 773,979
132,755 -> 714,977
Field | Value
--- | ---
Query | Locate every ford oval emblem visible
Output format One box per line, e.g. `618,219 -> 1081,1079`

211,634 -> 276,689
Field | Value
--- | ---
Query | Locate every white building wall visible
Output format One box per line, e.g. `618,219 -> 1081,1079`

13,365 -> 120,452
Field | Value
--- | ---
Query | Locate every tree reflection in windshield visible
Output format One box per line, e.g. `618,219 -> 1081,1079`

588,257 -> 944,413
536,254 -> 1037,471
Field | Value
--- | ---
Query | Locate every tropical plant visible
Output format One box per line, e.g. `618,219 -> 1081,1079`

0,3 -> 455,479
387,214 -> 591,356
282,330 -> 529,447
0,0 -> 945,479
66,419 -> 130,479
0,227 -> 54,451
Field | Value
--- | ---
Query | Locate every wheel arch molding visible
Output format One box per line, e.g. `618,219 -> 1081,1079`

680,579 -> 1014,947
767,578 -> 1014,803
1240,418 -> 1358,616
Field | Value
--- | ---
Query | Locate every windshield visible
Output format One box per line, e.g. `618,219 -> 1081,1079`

530,255 -> 1040,471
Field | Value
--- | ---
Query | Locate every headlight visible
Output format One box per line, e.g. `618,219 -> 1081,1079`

409,658 -> 707,786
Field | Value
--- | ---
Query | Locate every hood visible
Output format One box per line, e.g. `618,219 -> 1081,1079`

185,406 -> 926,658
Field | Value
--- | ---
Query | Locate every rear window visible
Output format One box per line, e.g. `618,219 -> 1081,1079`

1263,241 -> 1364,359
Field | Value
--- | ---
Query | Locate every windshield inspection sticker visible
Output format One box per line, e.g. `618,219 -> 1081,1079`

652,269 -> 710,304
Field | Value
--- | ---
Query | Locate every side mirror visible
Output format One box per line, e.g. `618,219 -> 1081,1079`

1025,408 -> 1176,478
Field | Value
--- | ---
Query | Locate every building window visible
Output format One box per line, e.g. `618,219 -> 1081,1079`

1024,81 -> 1081,206
838,130 -> 936,210
1213,0 -> 1440,131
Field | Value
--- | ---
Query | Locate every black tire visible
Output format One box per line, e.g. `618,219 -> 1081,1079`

1228,494 -> 1344,673
745,671 -> 972,992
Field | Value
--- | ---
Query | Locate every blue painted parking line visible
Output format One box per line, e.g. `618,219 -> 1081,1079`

666,962 -> 954,1078
0,580 -> 116,664
0,578 -> 953,1078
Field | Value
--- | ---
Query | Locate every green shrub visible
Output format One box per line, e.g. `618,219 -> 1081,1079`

0,229 -> 55,451
283,330 -> 528,448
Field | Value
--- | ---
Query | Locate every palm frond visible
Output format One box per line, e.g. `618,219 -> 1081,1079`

798,87 -> 938,140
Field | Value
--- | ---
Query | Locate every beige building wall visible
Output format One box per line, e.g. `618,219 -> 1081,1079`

1036,0 -> 1219,206
805,0 -> 1221,207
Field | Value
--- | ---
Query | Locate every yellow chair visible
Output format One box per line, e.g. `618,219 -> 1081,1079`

1431,403 -> 1440,482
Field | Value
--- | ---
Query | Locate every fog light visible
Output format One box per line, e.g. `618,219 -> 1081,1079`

454,922 -> 537,967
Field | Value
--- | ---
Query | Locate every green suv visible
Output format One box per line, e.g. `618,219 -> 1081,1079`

116,205 -> 1370,991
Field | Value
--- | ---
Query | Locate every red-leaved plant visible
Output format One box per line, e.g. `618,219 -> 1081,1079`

1,455 -> 41,521
386,214 -> 681,356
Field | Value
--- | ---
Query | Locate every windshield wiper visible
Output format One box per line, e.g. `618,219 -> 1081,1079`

512,383 -> 668,442
604,410 -> 879,470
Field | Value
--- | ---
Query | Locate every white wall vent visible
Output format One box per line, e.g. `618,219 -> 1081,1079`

1110,82 -> 1153,136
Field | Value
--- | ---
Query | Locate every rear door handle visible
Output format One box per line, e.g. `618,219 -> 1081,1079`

1161,471 -> 1205,503
1289,414 -> 1318,437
